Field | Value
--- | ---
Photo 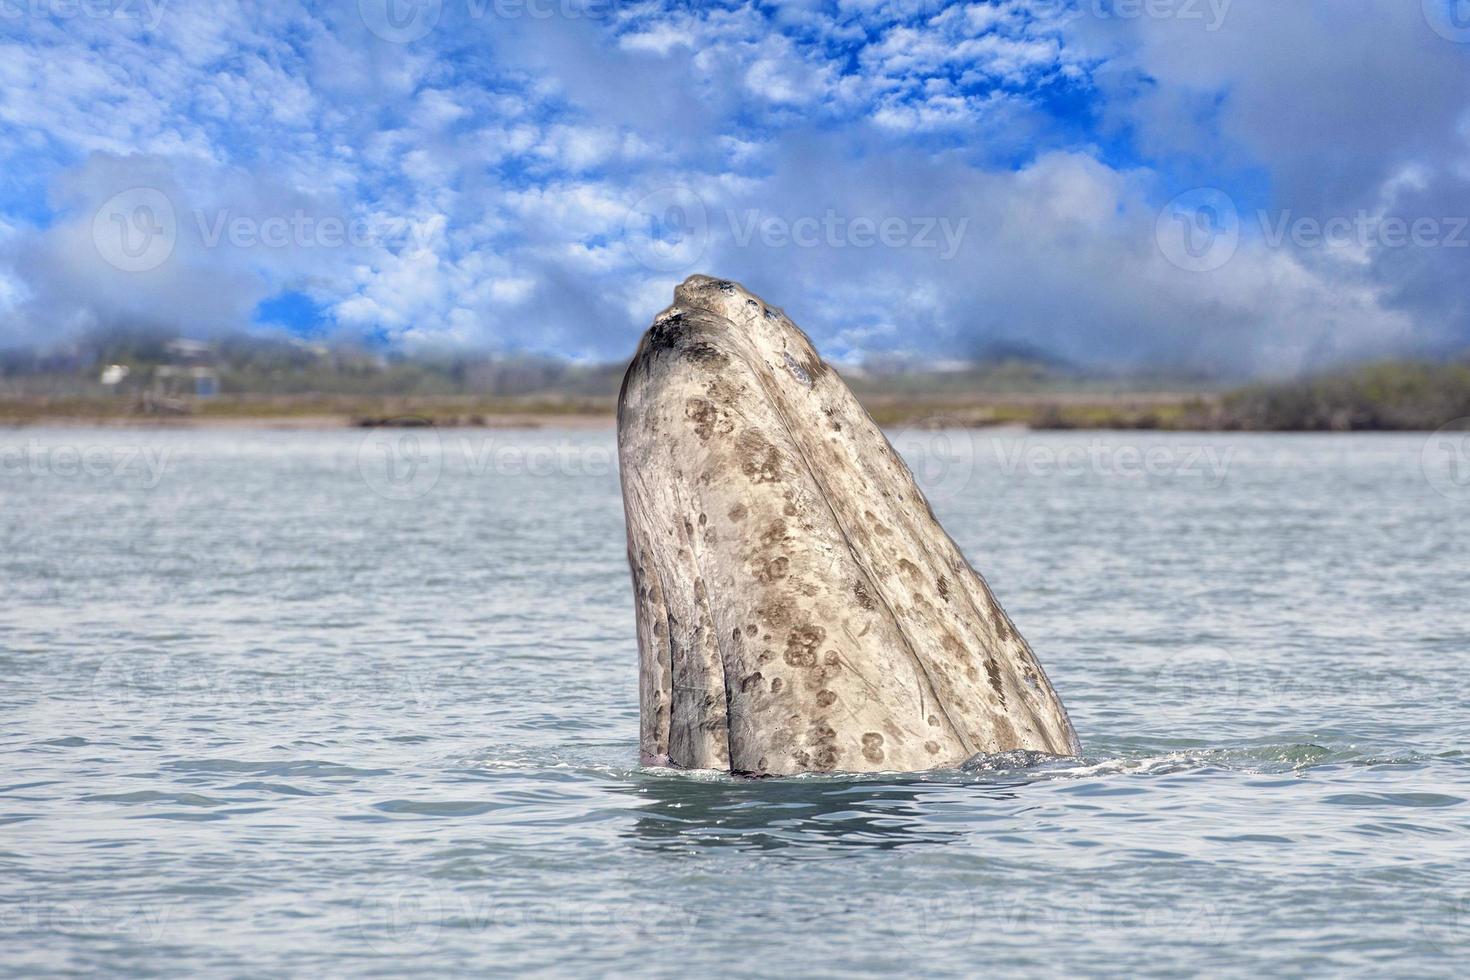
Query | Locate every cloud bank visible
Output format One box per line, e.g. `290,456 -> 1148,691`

0,0 -> 1467,374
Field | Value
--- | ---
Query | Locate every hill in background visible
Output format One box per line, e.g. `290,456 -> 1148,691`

1,327 -> 1466,431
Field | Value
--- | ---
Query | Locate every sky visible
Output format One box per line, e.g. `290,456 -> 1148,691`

0,0 -> 1467,375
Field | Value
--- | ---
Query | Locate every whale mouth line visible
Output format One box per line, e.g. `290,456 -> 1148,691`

746,335 -> 981,761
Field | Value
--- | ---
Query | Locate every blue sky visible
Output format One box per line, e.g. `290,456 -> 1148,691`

0,0 -> 1468,374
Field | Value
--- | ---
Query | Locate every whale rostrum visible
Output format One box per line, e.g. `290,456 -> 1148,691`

618,275 -> 1080,775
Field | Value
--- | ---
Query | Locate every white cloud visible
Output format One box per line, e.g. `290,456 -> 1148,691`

0,0 -> 1463,369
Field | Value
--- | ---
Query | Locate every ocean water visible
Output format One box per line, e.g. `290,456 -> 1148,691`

3,425 -> 1469,977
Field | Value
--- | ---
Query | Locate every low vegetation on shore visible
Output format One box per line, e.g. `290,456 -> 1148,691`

1,329 -> 1465,431
1206,361 -> 1470,431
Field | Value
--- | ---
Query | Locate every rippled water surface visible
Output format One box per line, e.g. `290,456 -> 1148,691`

4,426 -> 1469,976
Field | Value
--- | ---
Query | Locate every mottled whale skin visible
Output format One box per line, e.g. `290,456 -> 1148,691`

618,275 -> 1080,775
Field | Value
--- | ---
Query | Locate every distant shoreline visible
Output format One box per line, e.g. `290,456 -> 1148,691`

0,412 -> 617,430
0,392 -> 1212,431
3,358 -> 1467,431
0,395 -> 1455,432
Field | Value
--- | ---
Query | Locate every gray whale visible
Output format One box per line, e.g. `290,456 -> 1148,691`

618,275 -> 1079,774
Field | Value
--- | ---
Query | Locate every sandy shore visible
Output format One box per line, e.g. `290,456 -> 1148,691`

0,391 -> 1217,430
0,412 -> 617,430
